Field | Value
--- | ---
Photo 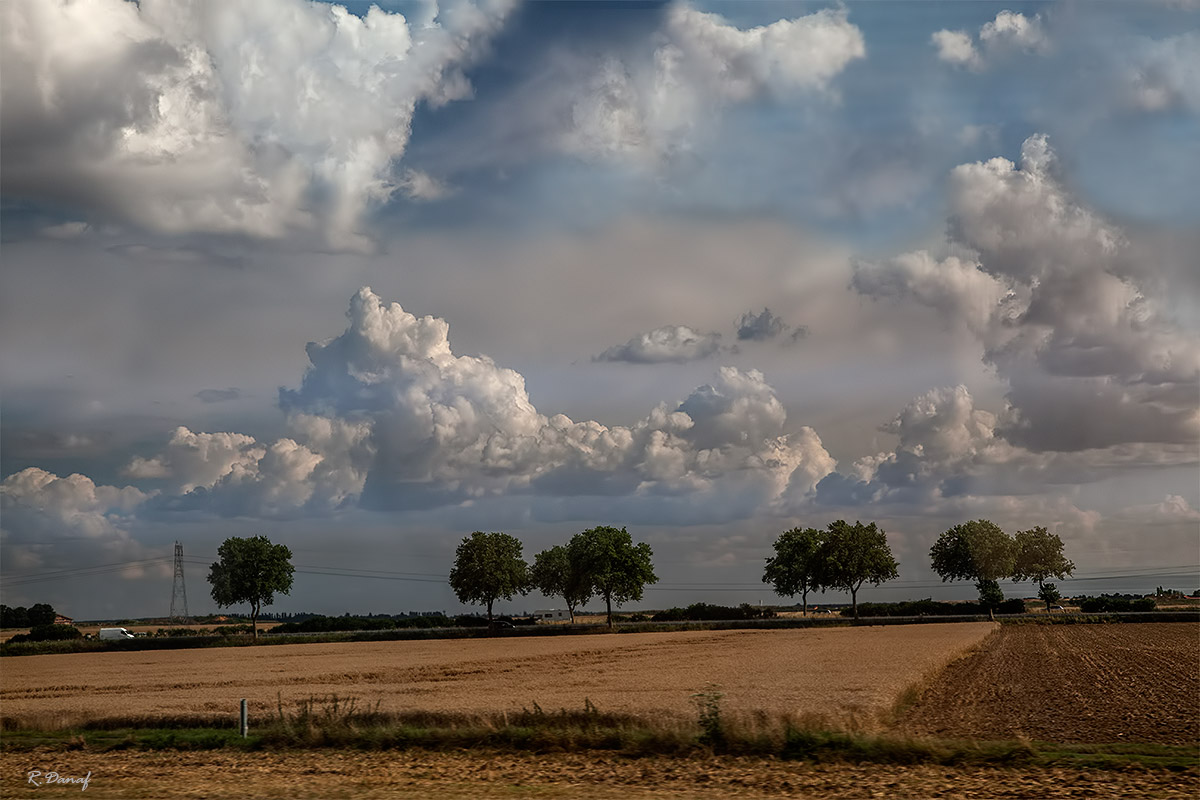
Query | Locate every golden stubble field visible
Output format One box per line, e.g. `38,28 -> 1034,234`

1,624 -> 994,729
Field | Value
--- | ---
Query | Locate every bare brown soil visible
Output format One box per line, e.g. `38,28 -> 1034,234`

894,623 -> 1200,745
5,748 -> 1199,799
1,625 -> 993,730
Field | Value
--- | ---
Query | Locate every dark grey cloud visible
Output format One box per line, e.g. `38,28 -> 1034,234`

195,388 -> 241,404
735,308 -> 788,341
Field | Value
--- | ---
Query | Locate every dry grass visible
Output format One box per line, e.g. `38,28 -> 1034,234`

1,624 -> 994,732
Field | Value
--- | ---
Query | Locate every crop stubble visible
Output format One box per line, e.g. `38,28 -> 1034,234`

1,624 -> 994,729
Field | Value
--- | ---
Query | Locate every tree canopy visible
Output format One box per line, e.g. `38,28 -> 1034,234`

448,531 -> 531,627
208,535 -> 294,639
1013,526 -> 1074,611
819,520 -> 899,619
929,519 -> 1016,618
762,527 -> 826,615
568,526 -> 657,628
530,544 -> 592,622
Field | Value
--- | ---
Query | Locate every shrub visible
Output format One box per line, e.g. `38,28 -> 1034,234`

14,624 -> 84,642
651,603 -> 774,622
1077,595 -> 1156,613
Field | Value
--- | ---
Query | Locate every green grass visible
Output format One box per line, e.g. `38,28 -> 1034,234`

3,698 -> 1195,773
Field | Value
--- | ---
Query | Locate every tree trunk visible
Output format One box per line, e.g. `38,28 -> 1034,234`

605,593 -> 613,629
567,602 -> 575,624
252,601 -> 259,640
1041,579 -> 1050,612
851,585 -> 859,620
988,607 -> 996,622
487,598 -> 494,633
801,587 -> 808,617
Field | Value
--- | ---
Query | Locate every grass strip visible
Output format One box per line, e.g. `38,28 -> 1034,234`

4,706 -> 1196,772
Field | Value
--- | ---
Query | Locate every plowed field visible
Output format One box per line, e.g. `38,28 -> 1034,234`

894,623 -> 1199,745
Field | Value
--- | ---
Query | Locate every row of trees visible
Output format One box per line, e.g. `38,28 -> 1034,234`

449,526 -> 657,629
930,521 -> 1074,618
188,520 -> 1072,638
762,519 -> 1075,620
762,521 -> 899,619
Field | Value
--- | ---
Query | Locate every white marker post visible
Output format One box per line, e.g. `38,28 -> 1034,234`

240,699 -> 248,737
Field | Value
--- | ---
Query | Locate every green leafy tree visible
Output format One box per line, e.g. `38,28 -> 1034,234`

819,520 -> 899,619
208,536 -> 295,639
27,603 -> 57,627
1012,526 -> 1075,611
568,526 -> 657,628
762,527 -> 826,615
930,520 -> 1016,620
448,532 -> 531,629
530,544 -> 592,622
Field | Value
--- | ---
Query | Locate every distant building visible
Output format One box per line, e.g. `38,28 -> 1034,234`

54,614 -> 73,625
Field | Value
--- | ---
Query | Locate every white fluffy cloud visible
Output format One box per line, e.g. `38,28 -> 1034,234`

932,10 -> 1047,71
595,325 -> 721,363
115,287 -> 835,520
0,468 -> 152,571
854,135 -> 1200,453
562,3 -> 864,165
0,0 -> 512,249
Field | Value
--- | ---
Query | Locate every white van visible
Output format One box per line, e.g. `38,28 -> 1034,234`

98,627 -> 135,640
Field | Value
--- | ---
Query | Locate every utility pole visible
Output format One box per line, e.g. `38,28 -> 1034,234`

169,541 -> 190,623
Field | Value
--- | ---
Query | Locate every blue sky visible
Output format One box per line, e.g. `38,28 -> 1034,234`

1,0 -> 1197,619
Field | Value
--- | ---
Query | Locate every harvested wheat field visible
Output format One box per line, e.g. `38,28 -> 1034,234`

894,623 -> 1200,745
1,624 -> 993,729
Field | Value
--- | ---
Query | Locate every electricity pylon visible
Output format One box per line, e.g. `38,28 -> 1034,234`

169,541 -> 190,622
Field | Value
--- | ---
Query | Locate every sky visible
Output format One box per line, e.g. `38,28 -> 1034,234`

1,0 -> 1198,620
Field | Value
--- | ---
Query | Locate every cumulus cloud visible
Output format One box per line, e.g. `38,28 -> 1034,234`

107,288 -> 835,520
931,30 -> 980,70
0,468 -> 152,572
853,135 -> 1200,454
932,11 -> 1047,70
0,0 -> 513,249
562,3 -> 864,165
594,325 -> 721,363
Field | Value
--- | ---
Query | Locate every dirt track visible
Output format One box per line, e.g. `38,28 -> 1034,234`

6,748 -> 1199,799
894,623 -> 1200,745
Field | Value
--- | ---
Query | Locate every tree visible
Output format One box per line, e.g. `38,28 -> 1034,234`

27,603 -> 57,627
819,520 -> 899,619
448,532 -> 531,629
1012,526 -> 1074,611
1,605 -> 30,628
530,544 -> 592,623
569,526 -> 657,629
763,527 -> 826,615
208,536 -> 294,639
930,520 -> 1016,620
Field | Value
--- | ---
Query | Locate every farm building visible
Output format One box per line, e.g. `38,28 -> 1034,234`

54,614 -> 73,625
534,609 -> 571,622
